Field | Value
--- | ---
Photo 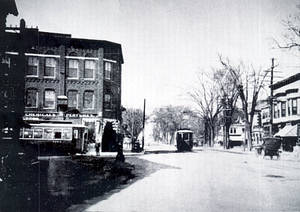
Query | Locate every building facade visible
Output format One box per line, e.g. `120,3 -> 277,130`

262,73 -> 300,151
6,26 -> 124,152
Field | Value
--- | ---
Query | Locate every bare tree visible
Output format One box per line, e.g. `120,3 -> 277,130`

122,108 -> 145,140
219,56 -> 269,151
273,5 -> 300,54
213,68 -> 239,149
188,72 -> 222,147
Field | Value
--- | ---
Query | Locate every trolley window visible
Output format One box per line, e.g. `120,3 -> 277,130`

44,128 -> 53,139
54,129 -> 62,139
62,128 -> 72,139
24,128 -> 33,138
34,128 -> 43,138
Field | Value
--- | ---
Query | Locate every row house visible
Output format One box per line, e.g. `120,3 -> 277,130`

261,73 -> 300,151
6,26 -> 124,152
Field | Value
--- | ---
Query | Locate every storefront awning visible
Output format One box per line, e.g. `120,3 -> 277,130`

274,125 -> 297,137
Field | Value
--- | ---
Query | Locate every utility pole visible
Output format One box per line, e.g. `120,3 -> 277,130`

270,58 -> 274,136
141,99 -> 146,150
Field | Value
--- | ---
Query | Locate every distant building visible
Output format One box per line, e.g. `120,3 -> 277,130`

262,73 -> 300,151
5,25 -> 124,152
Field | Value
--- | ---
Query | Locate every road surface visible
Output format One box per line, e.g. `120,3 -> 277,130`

86,149 -> 300,212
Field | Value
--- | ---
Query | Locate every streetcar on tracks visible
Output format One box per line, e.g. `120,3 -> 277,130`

174,129 -> 193,151
19,122 -> 88,156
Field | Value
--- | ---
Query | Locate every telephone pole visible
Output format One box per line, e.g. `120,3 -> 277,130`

270,58 -> 274,136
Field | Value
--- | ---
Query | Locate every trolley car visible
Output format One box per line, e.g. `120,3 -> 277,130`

19,122 -> 88,156
174,129 -> 193,151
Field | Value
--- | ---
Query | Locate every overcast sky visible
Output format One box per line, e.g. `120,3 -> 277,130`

6,0 -> 300,114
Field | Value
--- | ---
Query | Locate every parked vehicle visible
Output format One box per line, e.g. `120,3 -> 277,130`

254,137 -> 282,160
174,129 -> 193,151
19,122 -> 88,155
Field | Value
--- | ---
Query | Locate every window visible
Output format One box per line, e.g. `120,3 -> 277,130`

33,128 -> 43,138
27,56 -> 38,76
24,128 -> 33,138
274,104 -> 278,118
105,62 -> 112,80
104,94 -> 112,109
44,58 -> 56,77
287,100 -> 290,116
26,88 -> 38,108
281,102 -> 286,117
44,128 -> 53,139
44,90 -> 55,109
292,99 -> 297,115
67,90 -> 78,108
68,59 -> 78,78
62,129 -> 72,139
84,60 -> 95,79
83,91 -> 94,109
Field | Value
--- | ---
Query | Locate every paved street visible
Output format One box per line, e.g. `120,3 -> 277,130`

86,148 -> 300,212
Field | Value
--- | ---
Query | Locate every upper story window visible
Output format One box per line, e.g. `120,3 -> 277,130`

67,90 -> 78,108
274,104 -> 278,118
104,94 -> 112,110
44,57 -> 56,78
67,52 -> 78,79
44,89 -> 55,109
68,59 -> 79,79
44,50 -> 56,78
84,60 -> 95,79
281,102 -> 286,117
105,62 -> 112,80
27,56 -> 38,76
84,53 -> 95,80
83,91 -> 94,109
292,99 -> 298,115
26,88 -> 38,108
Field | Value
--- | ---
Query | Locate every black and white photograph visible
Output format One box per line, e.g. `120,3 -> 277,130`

1,0 -> 300,211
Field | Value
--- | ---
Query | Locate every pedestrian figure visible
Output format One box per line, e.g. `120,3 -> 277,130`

95,142 -> 100,156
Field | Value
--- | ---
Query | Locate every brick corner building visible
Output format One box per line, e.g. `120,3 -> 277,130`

6,26 -> 124,152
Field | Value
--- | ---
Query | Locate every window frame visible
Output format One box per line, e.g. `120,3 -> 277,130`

67,90 -> 78,108
26,56 -> 39,77
44,89 -> 56,109
67,59 -> 79,79
83,91 -> 94,109
105,62 -> 112,81
25,88 -> 38,108
84,60 -> 95,80
104,94 -> 112,110
44,57 -> 56,78
281,101 -> 286,117
292,99 -> 298,115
